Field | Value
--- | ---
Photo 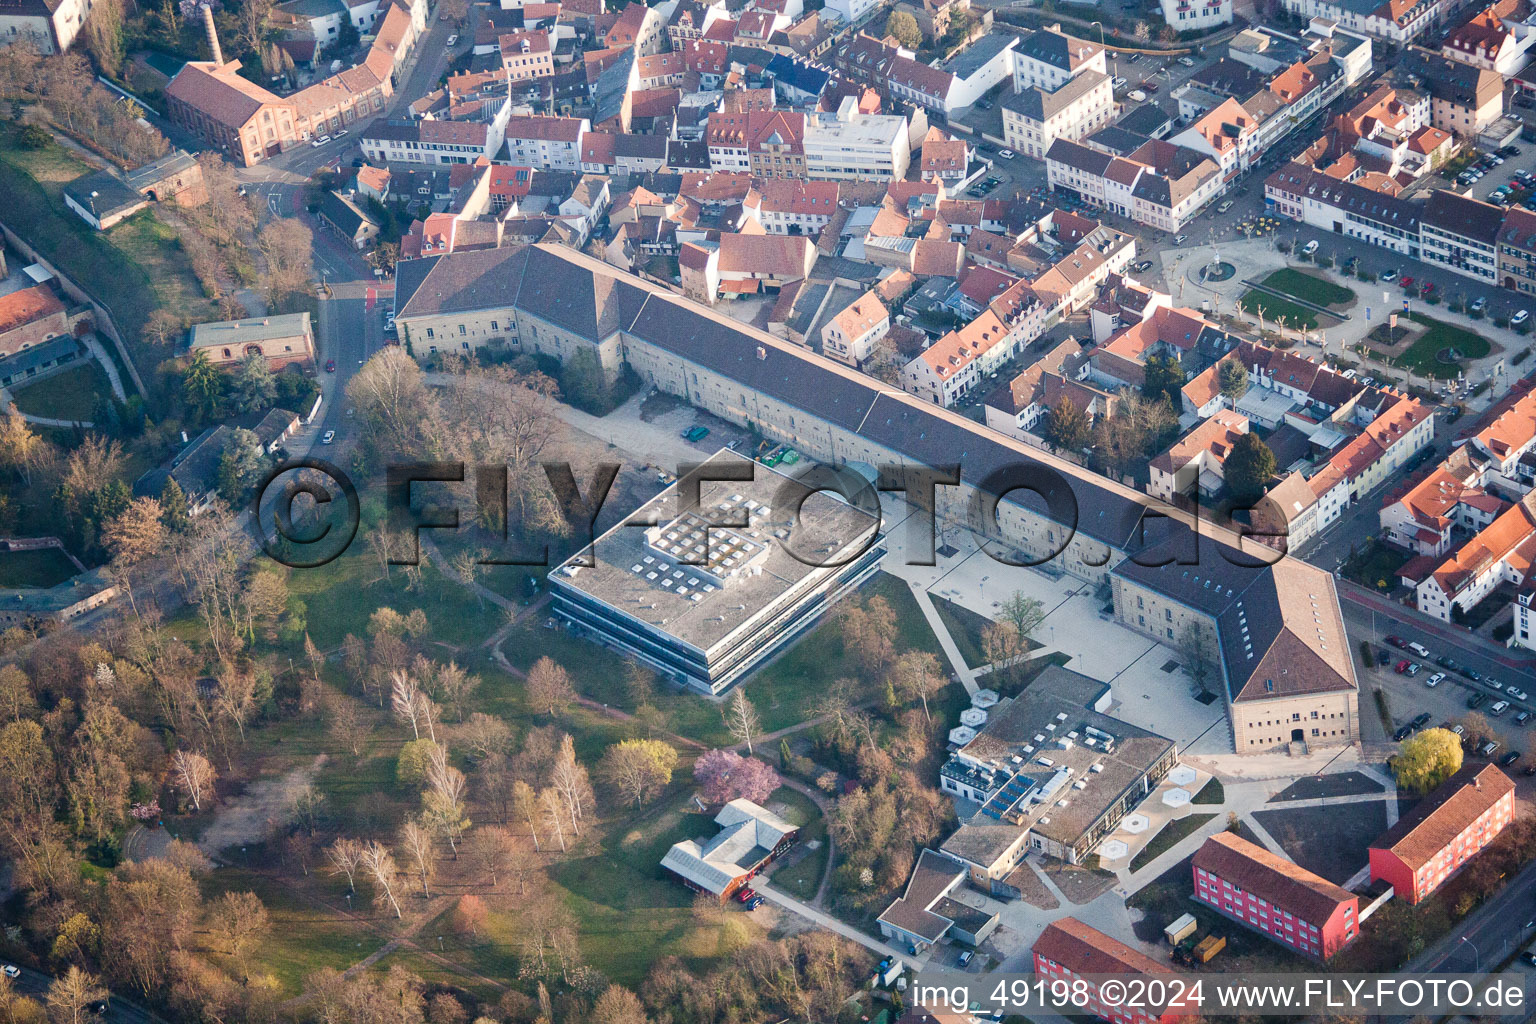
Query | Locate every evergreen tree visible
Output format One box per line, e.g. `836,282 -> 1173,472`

160,477 -> 190,532
1218,358 -> 1249,401
231,351 -> 276,413
1043,397 -> 1090,452
1142,355 -> 1185,406
1225,432 -> 1277,503
182,350 -> 224,422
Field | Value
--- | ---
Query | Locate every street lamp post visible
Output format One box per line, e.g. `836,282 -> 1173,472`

1090,20 -> 1105,47
1460,935 -> 1480,972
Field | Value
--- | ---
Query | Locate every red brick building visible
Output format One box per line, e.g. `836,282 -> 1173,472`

1369,763 -> 1516,905
1192,832 -> 1359,959
1032,917 -> 1191,1024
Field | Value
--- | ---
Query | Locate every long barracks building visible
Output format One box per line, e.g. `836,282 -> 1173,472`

394,243 -> 1360,754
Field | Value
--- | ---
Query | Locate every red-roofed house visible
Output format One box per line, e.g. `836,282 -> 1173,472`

1193,832 -> 1360,959
0,284 -> 75,359
1033,918 -> 1190,1024
1149,410 -> 1252,502
1369,763 -> 1515,903
820,288 -> 889,365
920,127 -> 970,185
1415,493 -> 1536,621
1380,464 -> 1506,556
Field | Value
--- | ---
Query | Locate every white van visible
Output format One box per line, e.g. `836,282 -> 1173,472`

1407,642 -> 1430,658
1128,89 -> 1148,102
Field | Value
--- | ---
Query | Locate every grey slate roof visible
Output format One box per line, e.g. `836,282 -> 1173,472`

1003,70 -> 1108,122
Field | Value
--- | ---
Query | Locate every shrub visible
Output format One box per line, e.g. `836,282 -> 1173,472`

1360,640 -> 1375,669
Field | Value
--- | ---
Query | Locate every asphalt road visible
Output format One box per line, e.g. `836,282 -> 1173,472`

1340,582 -> 1536,689
5,962 -> 166,1023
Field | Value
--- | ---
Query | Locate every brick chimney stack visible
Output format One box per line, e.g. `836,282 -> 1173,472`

202,3 -> 224,67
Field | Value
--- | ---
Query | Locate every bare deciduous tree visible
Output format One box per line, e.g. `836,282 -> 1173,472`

724,687 -> 760,754
549,734 -> 592,835
326,837 -> 364,892
360,841 -> 403,918
399,820 -> 437,897
170,749 -> 215,812
525,657 -> 576,718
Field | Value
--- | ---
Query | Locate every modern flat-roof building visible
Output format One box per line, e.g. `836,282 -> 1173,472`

548,449 -> 884,694
1194,831 -> 1360,959
1369,762 -> 1516,904
877,849 -> 999,952
395,242 -> 1355,753
1033,917 -> 1191,1024
937,666 -> 1178,888
660,798 -> 799,899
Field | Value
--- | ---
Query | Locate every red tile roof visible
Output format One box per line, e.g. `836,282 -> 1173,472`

1194,832 -> 1355,924
1371,763 -> 1514,871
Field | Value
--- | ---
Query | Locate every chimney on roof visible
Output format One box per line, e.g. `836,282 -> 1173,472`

201,3 -> 224,67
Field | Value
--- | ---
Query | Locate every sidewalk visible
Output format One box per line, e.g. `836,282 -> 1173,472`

1339,579 -> 1536,671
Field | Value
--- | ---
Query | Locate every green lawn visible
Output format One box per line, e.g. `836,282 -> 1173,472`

201,866 -> 386,997
1191,778 -> 1225,805
930,594 -> 993,670
417,788 -> 765,989
746,572 -> 947,733
7,361 -> 116,423
1239,290 -> 1319,331
1262,268 -> 1354,308
0,126 -> 205,412
0,546 -> 79,588
1372,312 -> 1494,379
1128,813 -> 1216,872
766,787 -> 827,901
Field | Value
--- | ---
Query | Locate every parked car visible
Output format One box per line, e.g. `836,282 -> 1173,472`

334,128 -> 347,137
1142,80 -> 1159,93
998,149 -> 1016,160
1386,636 -> 1408,648
1466,668 -> 1483,681
446,33 -> 458,45
322,430 -> 336,444
1406,642 -> 1430,658
1393,723 -> 1414,741
1487,678 -> 1504,691
1471,297 -> 1488,312
1133,259 -> 1154,272
1524,950 -> 1536,966
1491,700 -> 1511,717
1435,654 -> 1457,669
1406,662 -> 1421,676
1426,672 -> 1446,688
1302,240 -> 1320,255
745,896 -> 764,910
1513,309 -> 1530,326
1516,710 -> 1531,726
1468,692 -> 1489,709
1507,686 -> 1529,701
1174,234 -> 1187,245
0,966 -> 16,979
1178,56 -> 1196,66
735,887 -> 757,903
1395,659 -> 1411,674
1412,712 -> 1431,729
1380,269 -> 1397,282
1217,200 -> 1233,213
1479,740 -> 1500,757
958,951 -> 974,967
310,136 -> 327,147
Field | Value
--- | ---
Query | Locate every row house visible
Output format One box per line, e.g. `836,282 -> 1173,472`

1414,492 -> 1536,620
665,0 -> 727,48
1011,27 -> 1105,94
1395,47 -> 1506,136
1088,305 -> 1222,391
361,115 -> 504,166
1263,163 -> 1423,256
755,179 -> 840,234
1032,918 -> 1189,1024
1369,763 -> 1516,903
1420,189 -> 1504,284
981,336 -> 1091,440
1170,97 -> 1259,183
1045,138 -> 1223,233
498,29 -> 553,82
679,233 -> 818,303
1281,0 -> 1447,45
501,114 -> 589,171
602,0 -> 667,55
1001,70 -> 1114,161
1469,384 -> 1536,488
1380,463 -> 1506,555
920,128 -> 970,186
1162,0 -> 1232,30
1193,832 -> 1360,959
819,288 -> 889,365
1441,0 -> 1536,74
1497,206 -> 1536,296
901,308 -> 1019,406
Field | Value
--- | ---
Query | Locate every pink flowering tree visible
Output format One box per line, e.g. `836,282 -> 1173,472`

694,749 -> 781,805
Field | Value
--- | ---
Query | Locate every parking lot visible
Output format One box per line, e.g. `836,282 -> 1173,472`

1371,637 -> 1535,775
